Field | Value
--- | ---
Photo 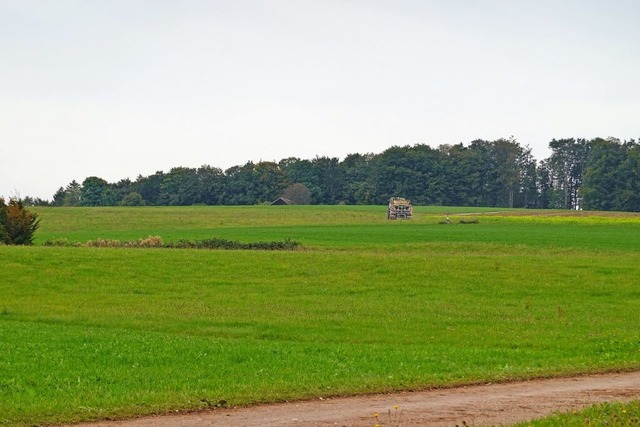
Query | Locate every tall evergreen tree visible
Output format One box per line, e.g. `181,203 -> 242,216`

547,138 -> 590,209
581,138 -> 632,211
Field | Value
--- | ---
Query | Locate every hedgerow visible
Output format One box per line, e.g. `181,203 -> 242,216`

43,236 -> 301,250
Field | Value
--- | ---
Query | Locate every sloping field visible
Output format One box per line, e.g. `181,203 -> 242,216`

1,206 -> 639,425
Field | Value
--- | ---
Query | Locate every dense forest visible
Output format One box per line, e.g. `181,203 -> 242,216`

24,137 -> 640,212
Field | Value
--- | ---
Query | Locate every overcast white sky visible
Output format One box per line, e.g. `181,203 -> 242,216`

2,0 -> 639,200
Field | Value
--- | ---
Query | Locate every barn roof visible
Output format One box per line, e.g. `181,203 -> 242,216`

270,197 -> 295,205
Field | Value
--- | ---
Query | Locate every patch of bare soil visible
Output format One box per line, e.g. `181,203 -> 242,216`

74,371 -> 640,426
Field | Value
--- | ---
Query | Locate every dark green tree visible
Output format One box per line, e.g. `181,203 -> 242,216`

134,171 -> 165,206
547,138 -> 590,209
254,161 -> 286,203
312,156 -> 344,204
614,140 -> 640,211
51,187 -> 66,206
490,137 -> 525,208
536,160 -> 553,209
341,153 -> 375,204
63,180 -> 82,206
224,163 -> 259,205
112,178 -> 133,204
20,196 -> 50,206
159,167 -> 200,206
439,143 -> 486,207
81,176 -> 114,206
371,145 -> 448,205
514,145 -> 538,208
460,140 -> 500,206
581,138 -> 632,211
370,145 -> 414,204
196,165 -> 225,205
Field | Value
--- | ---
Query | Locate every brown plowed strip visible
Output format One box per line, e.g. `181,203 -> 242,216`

74,371 -> 640,427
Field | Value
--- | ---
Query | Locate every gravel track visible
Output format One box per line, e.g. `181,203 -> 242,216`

73,370 -> 640,426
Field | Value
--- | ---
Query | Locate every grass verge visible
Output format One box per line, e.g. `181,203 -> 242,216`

515,400 -> 640,426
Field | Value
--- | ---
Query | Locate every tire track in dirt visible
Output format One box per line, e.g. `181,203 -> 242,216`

74,371 -> 640,427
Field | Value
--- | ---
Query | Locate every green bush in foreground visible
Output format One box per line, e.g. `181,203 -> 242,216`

0,198 -> 40,245
516,400 -> 640,426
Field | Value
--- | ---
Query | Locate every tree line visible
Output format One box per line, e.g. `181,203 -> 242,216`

23,137 -> 640,212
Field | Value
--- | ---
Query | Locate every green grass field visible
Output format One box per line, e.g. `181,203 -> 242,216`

1,206 -> 639,425
516,400 -> 640,426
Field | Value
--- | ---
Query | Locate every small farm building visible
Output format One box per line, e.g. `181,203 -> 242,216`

270,197 -> 295,205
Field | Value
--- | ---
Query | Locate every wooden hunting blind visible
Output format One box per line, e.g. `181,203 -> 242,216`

387,197 -> 413,219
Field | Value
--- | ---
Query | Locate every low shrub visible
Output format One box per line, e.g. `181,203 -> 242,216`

438,219 -> 480,225
86,238 -> 123,248
134,235 -> 164,248
42,238 -> 82,247
165,237 -> 301,250
43,236 -> 301,251
459,219 -> 480,224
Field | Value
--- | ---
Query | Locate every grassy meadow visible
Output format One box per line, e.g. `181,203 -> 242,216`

1,205 -> 640,425
516,400 -> 640,426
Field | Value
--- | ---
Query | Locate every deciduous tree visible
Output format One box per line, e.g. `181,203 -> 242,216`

282,183 -> 311,205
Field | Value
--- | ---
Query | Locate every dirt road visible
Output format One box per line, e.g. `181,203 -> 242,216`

76,371 -> 640,426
